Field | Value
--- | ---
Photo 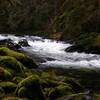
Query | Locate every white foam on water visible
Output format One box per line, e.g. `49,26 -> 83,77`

0,34 -> 100,68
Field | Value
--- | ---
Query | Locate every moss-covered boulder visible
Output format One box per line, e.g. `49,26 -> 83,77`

0,56 -> 25,74
95,94 -> 100,100
0,67 -> 12,80
16,75 -> 45,100
64,78 -> 83,93
41,75 -> 61,88
1,97 -> 28,100
40,71 -> 66,88
0,47 -> 38,68
47,84 -> 74,100
56,93 -> 92,100
59,67 -> 100,91
0,82 -> 16,94
12,77 -> 24,84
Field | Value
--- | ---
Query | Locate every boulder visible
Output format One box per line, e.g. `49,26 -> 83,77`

0,56 -> 25,74
0,47 -> 38,68
0,39 -> 21,50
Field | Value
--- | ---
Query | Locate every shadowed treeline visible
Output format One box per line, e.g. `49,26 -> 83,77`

0,0 -> 99,39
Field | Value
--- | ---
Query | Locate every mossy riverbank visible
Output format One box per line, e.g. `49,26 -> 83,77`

0,46 -> 99,100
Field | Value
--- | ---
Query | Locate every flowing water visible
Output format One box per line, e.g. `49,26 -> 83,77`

0,34 -> 100,69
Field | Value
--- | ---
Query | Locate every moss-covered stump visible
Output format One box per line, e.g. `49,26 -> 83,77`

0,47 -> 38,68
16,75 -> 45,100
0,82 -> 16,94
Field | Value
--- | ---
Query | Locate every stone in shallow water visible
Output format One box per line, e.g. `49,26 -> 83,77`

18,39 -> 30,47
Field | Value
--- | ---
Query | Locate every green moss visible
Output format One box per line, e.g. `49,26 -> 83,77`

56,93 -> 86,100
95,94 -> 100,100
62,68 -> 100,90
12,77 -> 24,84
0,56 -> 25,73
64,78 -> 83,92
16,75 -> 44,100
0,47 -> 37,68
41,79 -> 63,89
2,97 -> 28,100
0,82 -> 16,94
94,35 -> 100,47
48,84 -> 74,99
40,71 -> 66,88
0,67 -> 12,80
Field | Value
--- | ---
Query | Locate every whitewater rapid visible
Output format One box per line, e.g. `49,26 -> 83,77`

0,34 -> 100,69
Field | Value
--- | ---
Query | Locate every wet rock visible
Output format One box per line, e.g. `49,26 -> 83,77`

18,39 -> 30,47
0,39 -> 12,44
65,45 -> 88,53
7,43 -> 21,51
46,57 -> 56,61
0,39 -> 21,50
66,44 -> 100,54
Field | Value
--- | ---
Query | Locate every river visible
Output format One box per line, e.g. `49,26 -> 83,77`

0,34 -> 100,69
